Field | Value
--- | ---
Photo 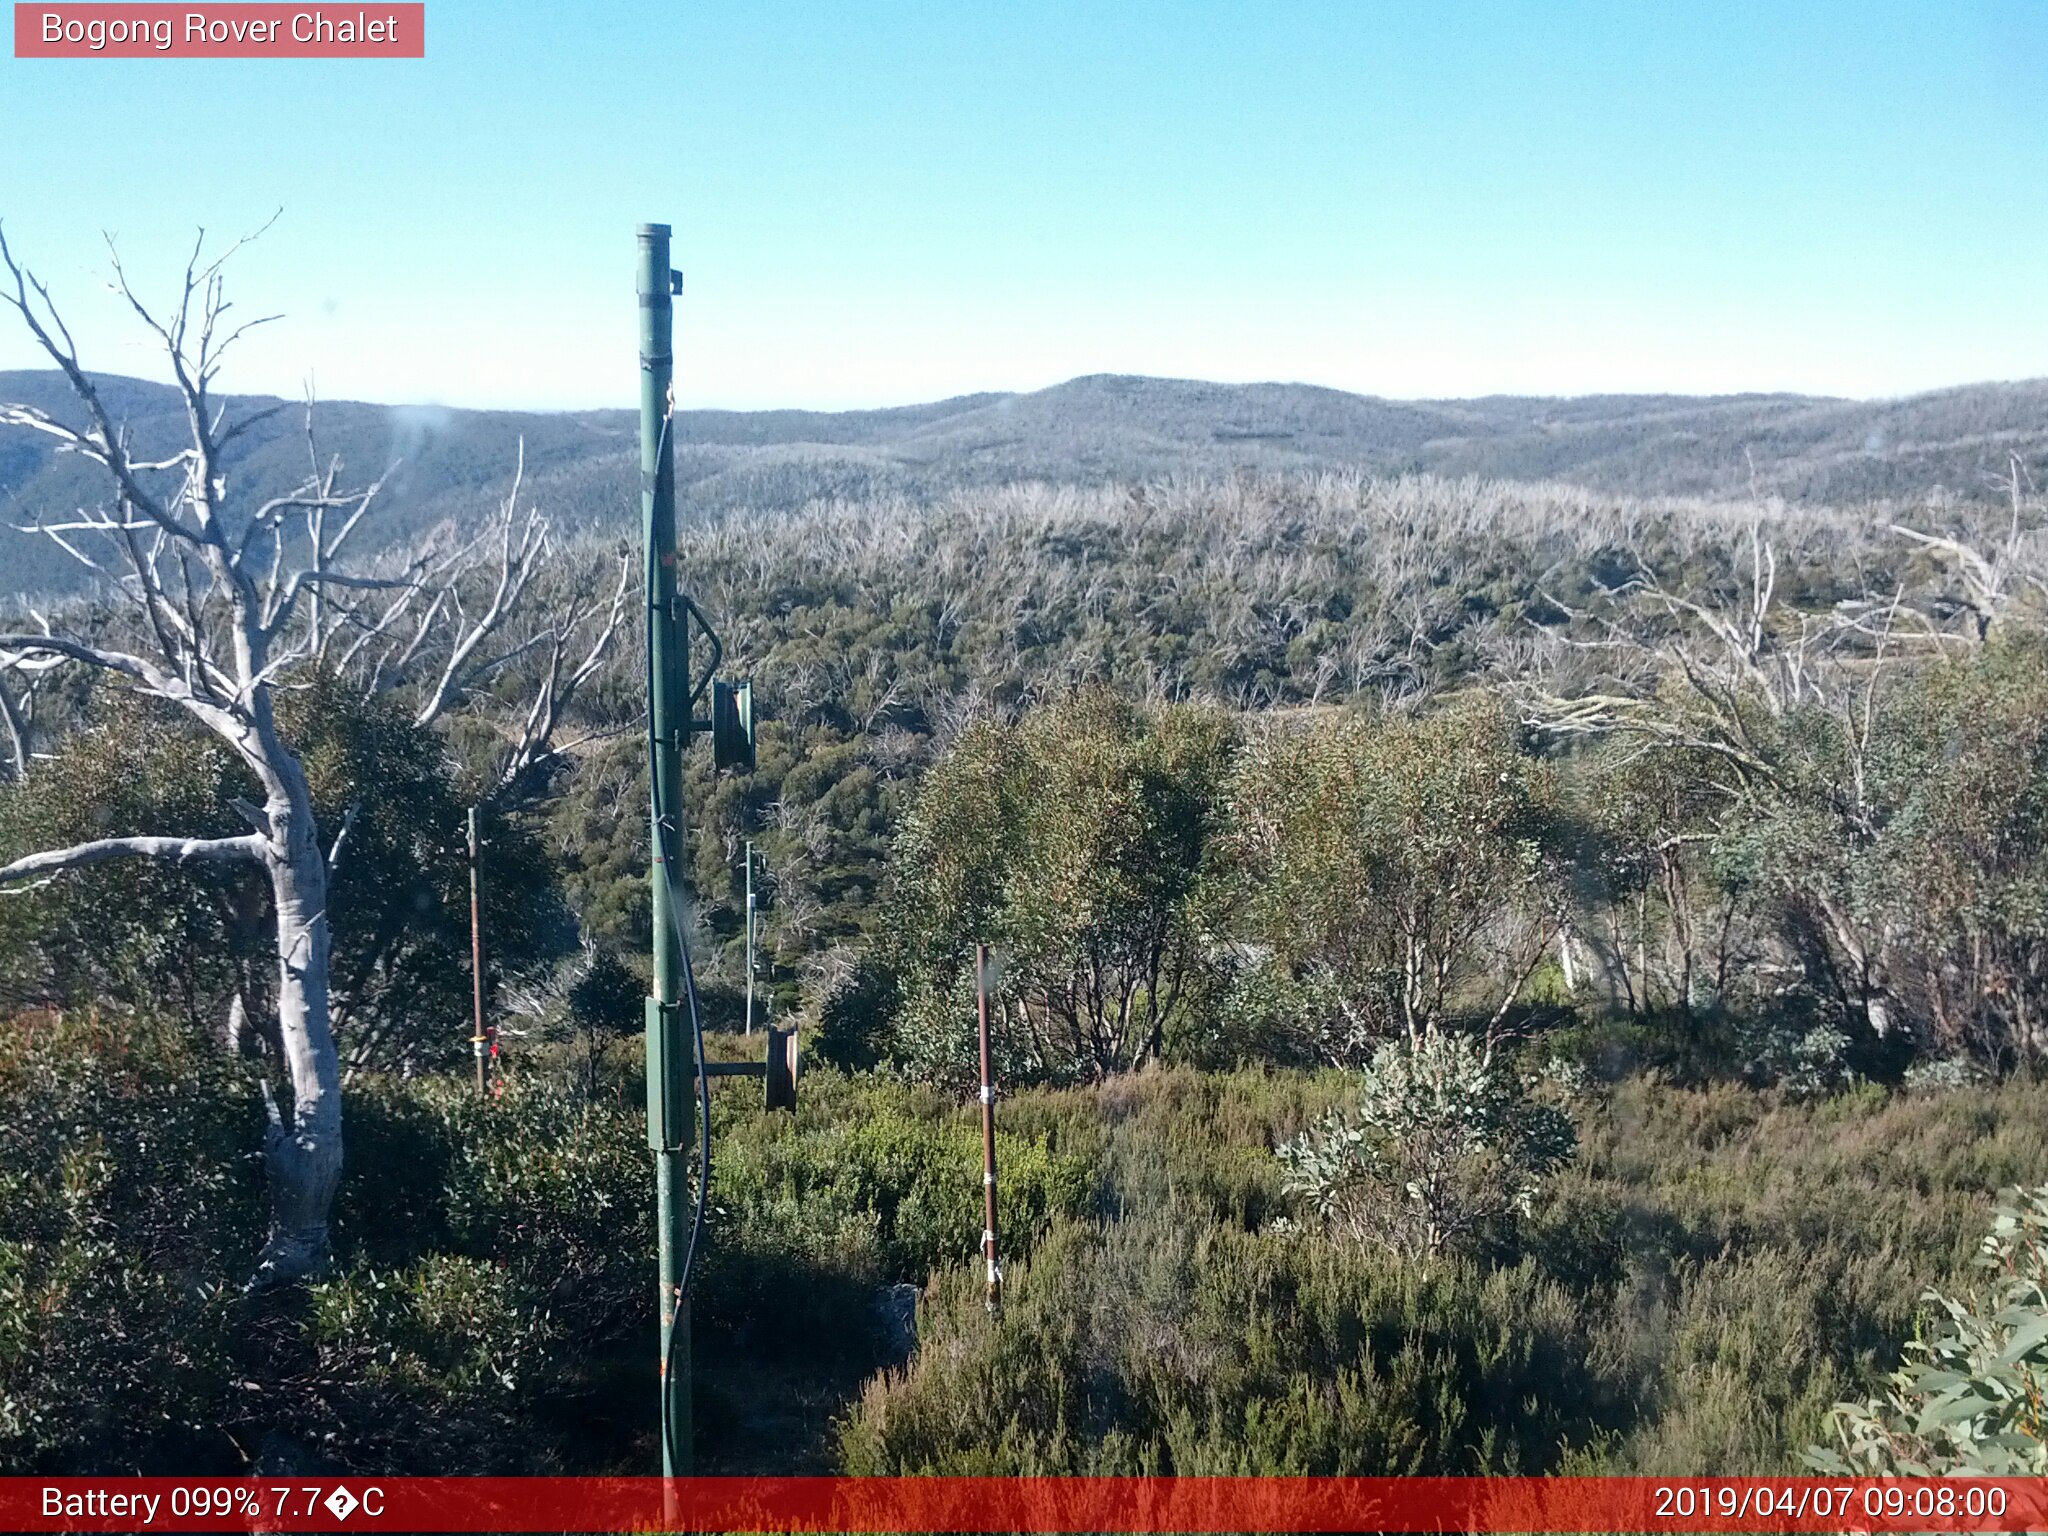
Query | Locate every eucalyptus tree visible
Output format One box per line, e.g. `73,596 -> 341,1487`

1228,699 -> 1565,1065
886,689 -> 1235,1082
0,224 -> 625,1286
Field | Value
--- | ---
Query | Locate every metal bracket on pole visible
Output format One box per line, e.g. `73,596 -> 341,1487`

691,1025 -> 799,1112
712,679 -> 756,772
644,998 -> 693,1152
680,594 -> 724,711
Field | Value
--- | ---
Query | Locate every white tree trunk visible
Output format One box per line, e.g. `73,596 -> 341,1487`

250,770 -> 345,1290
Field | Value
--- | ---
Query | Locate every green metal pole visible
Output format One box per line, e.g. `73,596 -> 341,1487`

638,221 -> 692,1477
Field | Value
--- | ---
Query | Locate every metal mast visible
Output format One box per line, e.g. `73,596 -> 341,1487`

638,221 -> 692,1477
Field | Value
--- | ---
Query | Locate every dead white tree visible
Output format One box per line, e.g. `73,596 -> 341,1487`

1523,524 -> 1853,790
1888,457 -> 2047,643
0,639 -> 63,781
325,443 -> 632,806
0,222 -> 624,1286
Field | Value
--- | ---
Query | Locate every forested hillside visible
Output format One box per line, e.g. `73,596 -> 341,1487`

7,367 -> 2048,598
6,438 -> 2047,1475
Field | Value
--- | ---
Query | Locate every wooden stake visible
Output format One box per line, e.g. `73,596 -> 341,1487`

976,942 -> 1001,1315
744,839 -> 756,1037
468,804 -> 486,1095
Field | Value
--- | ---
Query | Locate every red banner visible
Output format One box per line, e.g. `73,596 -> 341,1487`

13,4 -> 423,57
0,1476 -> 2043,1532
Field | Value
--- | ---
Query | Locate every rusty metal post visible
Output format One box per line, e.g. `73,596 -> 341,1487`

744,838 -> 756,1037
976,943 -> 1001,1315
468,804 -> 486,1095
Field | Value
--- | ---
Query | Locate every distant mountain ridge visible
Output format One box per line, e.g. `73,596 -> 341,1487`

3,369 -> 2045,597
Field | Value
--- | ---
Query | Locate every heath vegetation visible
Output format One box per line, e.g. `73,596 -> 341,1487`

3,257 -> 2047,1471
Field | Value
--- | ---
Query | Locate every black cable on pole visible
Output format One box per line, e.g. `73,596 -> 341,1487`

653,824 -> 711,1479
644,412 -> 713,1475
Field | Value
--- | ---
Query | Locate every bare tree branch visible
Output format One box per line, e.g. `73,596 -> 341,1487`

0,832 -> 266,885
410,440 -> 549,729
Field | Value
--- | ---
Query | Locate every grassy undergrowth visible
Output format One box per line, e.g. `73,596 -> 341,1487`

843,1070 -> 2048,1476
4,1010 -> 2045,1474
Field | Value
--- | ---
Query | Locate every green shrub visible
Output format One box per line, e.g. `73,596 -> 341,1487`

811,952 -> 899,1073
0,682 -> 576,1071
1811,1184 -> 2048,1475
568,948 -> 643,1039
0,1017 -> 648,1473
850,1068 -> 2048,1478
0,1012 -> 254,1473
301,1256 -> 560,1472
1278,1032 -> 1576,1257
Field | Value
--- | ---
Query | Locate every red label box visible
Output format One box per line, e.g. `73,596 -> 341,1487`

1,1477 -> 2045,1533
15,3 -> 424,56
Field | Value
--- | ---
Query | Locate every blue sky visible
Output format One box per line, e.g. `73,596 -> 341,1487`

1,1 -> 2044,409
